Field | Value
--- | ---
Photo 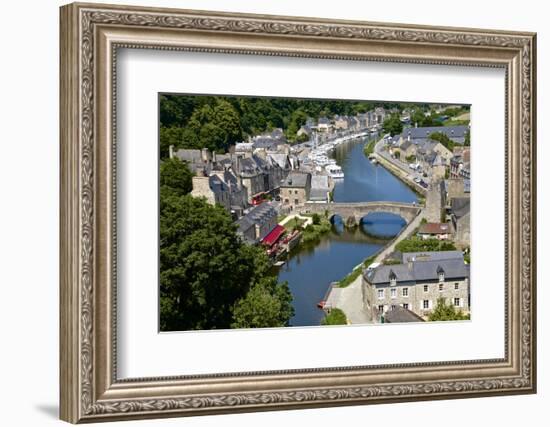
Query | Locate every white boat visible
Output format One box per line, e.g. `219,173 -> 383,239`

325,164 -> 345,179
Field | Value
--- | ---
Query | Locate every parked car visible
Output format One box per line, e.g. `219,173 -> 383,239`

420,180 -> 429,188
414,177 -> 421,183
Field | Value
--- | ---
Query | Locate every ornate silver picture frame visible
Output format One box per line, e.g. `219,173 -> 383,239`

60,2 -> 536,423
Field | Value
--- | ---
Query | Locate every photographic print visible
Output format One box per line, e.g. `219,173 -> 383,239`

159,95 -> 471,331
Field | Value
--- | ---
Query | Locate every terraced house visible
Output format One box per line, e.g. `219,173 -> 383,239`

362,251 -> 470,322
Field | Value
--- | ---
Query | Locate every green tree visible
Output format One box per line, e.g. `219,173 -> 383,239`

464,129 -> 471,146
429,131 -> 455,151
396,237 -> 456,253
311,213 -> 321,225
428,298 -> 470,321
231,277 -> 294,328
382,113 -> 403,136
160,194 -> 283,331
285,109 -> 308,142
322,308 -> 348,325
160,157 -> 193,196
159,126 -> 185,159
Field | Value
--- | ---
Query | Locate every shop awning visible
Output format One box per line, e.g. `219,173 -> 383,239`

262,225 -> 286,247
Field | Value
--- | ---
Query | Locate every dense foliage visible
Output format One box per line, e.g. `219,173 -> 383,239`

159,95 -> 442,158
363,139 -> 375,156
322,308 -> 348,325
159,161 -> 294,331
428,298 -> 470,321
395,237 -> 456,253
382,112 -> 403,136
429,131 -> 455,151
159,157 -> 193,196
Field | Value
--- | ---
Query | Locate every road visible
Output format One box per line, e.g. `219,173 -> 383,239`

372,209 -> 425,264
373,138 -> 429,193
325,276 -> 370,325
278,213 -> 313,227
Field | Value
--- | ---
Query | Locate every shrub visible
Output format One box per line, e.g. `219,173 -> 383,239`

312,213 -> 321,225
322,308 -> 348,325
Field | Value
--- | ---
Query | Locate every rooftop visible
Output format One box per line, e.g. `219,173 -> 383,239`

401,125 -> 469,144
384,306 -> 425,323
451,197 -> 471,219
418,222 -> 452,235
364,254 -> 469,285
281,172 -> 311,188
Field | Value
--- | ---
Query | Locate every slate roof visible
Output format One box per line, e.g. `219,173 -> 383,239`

317,117 -> 330,125
208,174 -> 229,195
281,172 -> 311,188
236,157 -> 261,176
267,153 -> 290,169
311,175 -> 329,190
400,140 -> 413,151
364,255 -> 469,285
402,251 -> 463,262
384,306 -> 425,323
235,203 -> 277,239
451,197 -> 471,219
252,138 -> 283,150
401,125 -> 469,144
174,149 -> 202,163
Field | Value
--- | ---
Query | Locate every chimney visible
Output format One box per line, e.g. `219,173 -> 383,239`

408,256 -> 414,270
169,145 -> 174,159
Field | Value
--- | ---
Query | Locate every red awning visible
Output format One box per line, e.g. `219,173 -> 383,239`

262,225 -> 286,247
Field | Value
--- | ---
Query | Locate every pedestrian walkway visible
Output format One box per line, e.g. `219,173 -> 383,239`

278,213 -> 313,228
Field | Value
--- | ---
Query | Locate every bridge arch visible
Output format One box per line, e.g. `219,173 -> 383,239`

302,201 -> 421,225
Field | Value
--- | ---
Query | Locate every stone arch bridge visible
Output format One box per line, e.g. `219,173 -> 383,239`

302,201 -> 421,224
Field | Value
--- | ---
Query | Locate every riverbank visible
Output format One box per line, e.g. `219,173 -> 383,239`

373,151 -> 427,197
277,136 -> 420,327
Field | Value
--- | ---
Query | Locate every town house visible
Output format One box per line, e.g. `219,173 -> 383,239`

362,251 -> 470,322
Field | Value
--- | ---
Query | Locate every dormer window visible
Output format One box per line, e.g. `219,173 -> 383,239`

437,265 -> 445,282
389,270 -> 397,286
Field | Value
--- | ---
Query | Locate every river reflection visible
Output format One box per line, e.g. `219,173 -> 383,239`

276,137 -> 417,327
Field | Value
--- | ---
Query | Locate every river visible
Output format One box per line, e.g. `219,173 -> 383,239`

276,137 -> 419,327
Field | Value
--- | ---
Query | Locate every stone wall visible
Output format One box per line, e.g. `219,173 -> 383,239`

363,275 -> 470,321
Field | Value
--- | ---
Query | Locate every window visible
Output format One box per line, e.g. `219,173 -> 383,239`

439,272 -> 445,282
403,303 -> 409,310
402,287 -> 408,297
390,288 -> 397,298
389,271 -> 397,286
455,283 -> 459,290
294,190 -> 298,194
423,300 -> 430,309
377,289 -> 384,299
284,199 -> 289,203
439,283 -> 444,291
378,305 -> 384,313
423,285 -> 429,292
391,305 -> 396,311
454,298 -> 461,307
294,199 -> 299,205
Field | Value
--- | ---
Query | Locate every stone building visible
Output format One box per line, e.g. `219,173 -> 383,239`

447,178 -> 470,201
450,197 -> 471,247
235,202 -> 278,245
425,179 -> 446,223
309,174 -> 331,203
280,172 -> 312,210
362,251 -> 470,322
190,174 -> 231,212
